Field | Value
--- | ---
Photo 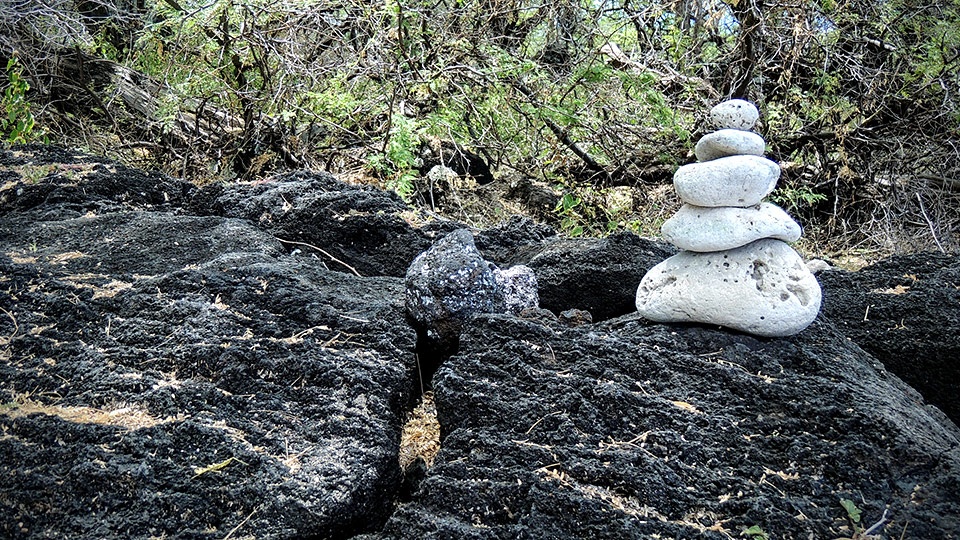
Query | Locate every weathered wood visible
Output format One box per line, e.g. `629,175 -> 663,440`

48,48 -> 242,145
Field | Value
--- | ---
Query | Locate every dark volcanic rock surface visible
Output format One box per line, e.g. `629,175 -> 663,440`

0,148 -> 419,539
377,314 -> 960,539
3,145 -> 960,540
819,254 -> 960,424
191,170 -> 462,277
510,231 -> 677,321
0,144 -> 193,220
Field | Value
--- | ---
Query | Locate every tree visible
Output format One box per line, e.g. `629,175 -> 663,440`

2,0 -> 957,251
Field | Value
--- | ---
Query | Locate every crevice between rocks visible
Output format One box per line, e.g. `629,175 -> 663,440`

394,332 -> 452,502
397,389 -> 440,502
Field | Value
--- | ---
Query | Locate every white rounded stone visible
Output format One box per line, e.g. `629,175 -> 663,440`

635,238 -> 822,337
660,202 -> 801,252
710,99 -> 760,130
695,129 -> 765,161
674,155 -> 780,207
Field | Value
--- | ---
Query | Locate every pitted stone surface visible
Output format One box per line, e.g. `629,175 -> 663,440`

493,265 -> 539,315
636,238 -> 822,337
405,229 -> 500,344
673,155 -> 780,207
661,202 -> 802,252
694,129 -> 766,161
710,99 -> 760,130
405,229 -> 539,348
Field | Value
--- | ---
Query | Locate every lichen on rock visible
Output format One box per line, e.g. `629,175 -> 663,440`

404,228 -> 538,354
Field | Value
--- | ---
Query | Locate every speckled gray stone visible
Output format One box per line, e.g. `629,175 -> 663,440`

695,129 -> 766,161
405,229 -> 538,346
710,99 -> 760,131
493,265 -> 539,315
635,238 -> 822,337
673,155 -> 780,207
660,202 -> 801,252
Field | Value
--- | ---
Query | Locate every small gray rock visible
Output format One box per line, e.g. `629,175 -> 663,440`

405,230 -> 498,341
493,265 -> 539,315
694,129 -> 766,161
710,99 -> 760,131
806,259 -> 832,273
405,229 -> 538,347
636,238 -> 822,337
674,155 -> 781,207
427,164 -> 460,185
661,202 -> 801,252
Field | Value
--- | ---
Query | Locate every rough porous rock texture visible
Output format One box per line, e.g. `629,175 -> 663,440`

2,146 -> 959,540
641,100 -> 820,338
819,253 -> 960,424
191,169 -> 461,277
710,99 -> 760,130
474,215 -> 558,265
405,229 -> 538,355
493,265 -> 540,315
0,144 -> 193,219
673,155 -> 781,207
376,314 -> 960,539
0,147 -> 419,538
660,202 -> 802,252
637,239 -> 822,337
504,232 -> 677,322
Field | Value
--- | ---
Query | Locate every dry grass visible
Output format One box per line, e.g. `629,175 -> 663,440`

538,464 -> 737,538
61,274 -> 134,299
399,391 -> 440,470
0,395 -> 178,430
0,307 -> 17,364
2,162 -> 103,186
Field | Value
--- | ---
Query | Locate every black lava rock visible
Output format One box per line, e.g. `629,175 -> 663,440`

819,253 -> 960,423
0,147 -> 418,539
516,231 -> 677,321
376,314 -> 960,539
2,145 -> 958,540
191,169 -> 462,277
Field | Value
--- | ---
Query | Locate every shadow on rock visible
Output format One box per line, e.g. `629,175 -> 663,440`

820,253 -> 960,424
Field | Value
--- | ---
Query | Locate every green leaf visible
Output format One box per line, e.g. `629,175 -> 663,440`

840,498 -> 862,524
742,525 -> 769,539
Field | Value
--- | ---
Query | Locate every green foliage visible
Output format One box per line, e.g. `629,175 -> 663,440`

553,184 -> 646,237
368,114 -> 421,200
555,192 -> 586,236
741,524 -> 770,540
768,184 -> 828,214
2,56 -> 40,144
663,25 -> 693,66
839,498 -> 864,535
6,0 -> 960,249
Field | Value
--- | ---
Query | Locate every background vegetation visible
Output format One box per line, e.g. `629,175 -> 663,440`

2,0 -> 959,256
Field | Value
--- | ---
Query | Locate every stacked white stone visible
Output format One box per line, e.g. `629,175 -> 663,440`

635,99 -> 822,337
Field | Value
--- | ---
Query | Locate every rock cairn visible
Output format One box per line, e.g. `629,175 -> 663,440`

636,99 -> 822,337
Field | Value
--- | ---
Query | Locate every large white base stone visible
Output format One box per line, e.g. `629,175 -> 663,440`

635,239 -> 821,337
661,202 -> 802,252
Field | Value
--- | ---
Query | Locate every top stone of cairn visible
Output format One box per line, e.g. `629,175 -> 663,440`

710,99 -> 760,131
